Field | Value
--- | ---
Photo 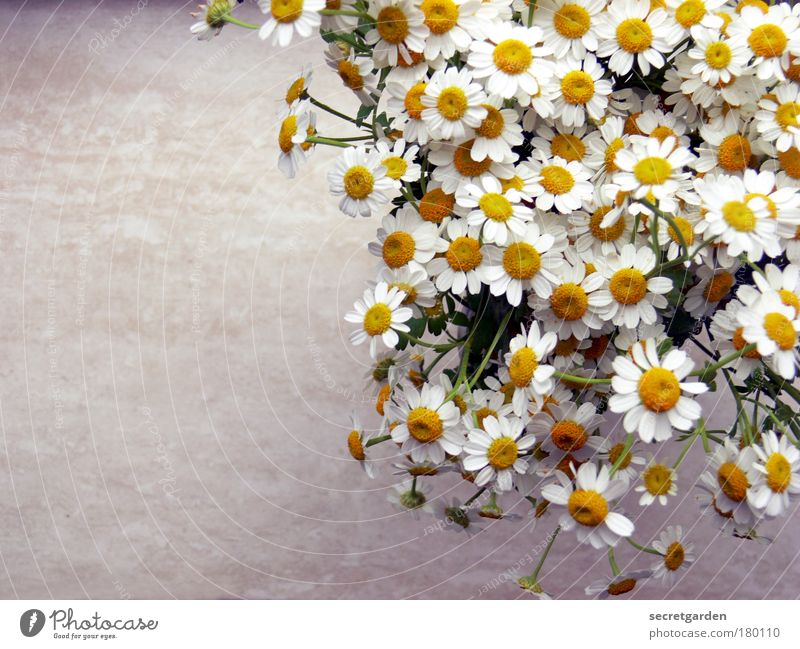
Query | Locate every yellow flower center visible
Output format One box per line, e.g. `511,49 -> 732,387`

765,452 -> 792,493
419,187 -> 454,223
278,115 -> 298,153
568,489 -> 609,526
649,125 -> 676,143
668,216 -> 695,246
487,437 -> 519,470
746,191 -> 777,218
763,312 -> 797,350
540,165 -> 575,195
736,0 -> 768,13
717,461 -> 749,502
703,271 -> 734,302
446,236 -> 483,272
285,76 -> 305,104
675,0 -> 706,28
501,175 -> 525,192
550,283 -> 589,320
376,6 -> 410,44
551,133 -> 586,162
642,463 -> 673,495
421,0 -> 458,35
607,578 -> 637,596
748,24 -> 788,58
779,288 -> 800,317
347,430 -> 365,461
722,200 -> 756,232
705,41 -> 733,69
664,541 -> 685,571
553,4 -> 591,39
479,192 -> 513,221
453,139 -> 493,177
389,281 -> 418,305
717,134 -> 751,172
604,137 -> 625,173
561,70 -> 595,105
382,155 -> 408,180
508,347 -> 538,387
776,101 -> 800,130
589,207 -> 625,242
616,18 -> 653,54
337,60 -> 364,91
633,156 -> 672,185
271,0 -> 304,23
363,303 -> 392,336
407,407 -> 444,443
554,336 -> 580,357
608,442 -> 632,469
343,165 -> 375,200
503,242 -> 542,280
376,383 -> 391,415
638,367 -> 681,413
475,406 -> 498,429
437,86 -> 469,121
624,112 -> 643,135
609,268 -> 647,305
733,326 -> 762,358
475,105 -> 505,139
382,231 -> 416,268
493,39 -> 533,75
778,146 -> 800,179
404,82 -> 427,120
550,420 -> 588,452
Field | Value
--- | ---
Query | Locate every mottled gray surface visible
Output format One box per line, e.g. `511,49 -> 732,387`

1,1 -> 798,599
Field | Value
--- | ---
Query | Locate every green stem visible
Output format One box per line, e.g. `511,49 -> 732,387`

307,96 -> 363,126
398,330 -> 464,351
609,433 -> 634,477
627,537 -> 662,556
763,365 -> 800,405
410,476 -> 417,496
608,547 -> 621,577
320,8 -> 373,19
365,434 -> 391,448
638,199 -> 689,271
464,487 -> 486,507
305,135 -> 351,148
221,15 -> 259,29
467,307 -> 515,389
552,371 -> 612,385
720,368 -> 750,443
528,526 -> 561,581
672,419 -> 703,469
692,344 -> 757,381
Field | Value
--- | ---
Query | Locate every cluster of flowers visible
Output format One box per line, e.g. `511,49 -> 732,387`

192,0 -> 800,597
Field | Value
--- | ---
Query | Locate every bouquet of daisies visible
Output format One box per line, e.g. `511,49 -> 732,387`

192,0 -> 800,596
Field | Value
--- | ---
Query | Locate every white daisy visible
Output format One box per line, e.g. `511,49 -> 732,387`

276,99 -> 316,178
529,401 -> 605,462
696,112 -> 752,174
533,0 -> 605,59
280,62 -> 313,108
651,525 -> 695,588
471,95 -> 523,163
386,78 -> 435,145
258,0 -> 325,46
502,323 -> 558,416
377,265 -> 438,312
388,478 -> 434,517
608,338 -> 708,443
552,54 -> 613,128
427,219 -> 491,295
190,0 -> 232,40
464,387 -> 516,430
727,4 -> 800,81
369,206 -> 442,271
374,138 -> 421,183
531,122 -> 599,167
421,66 -> 488,141
345,282 -> 413,358
584,116 -> 628,184
365,0 -> 430,67
325,44 -> 379,106
687,24 -> 750,86
463,415 -> 536,491
328,145 -> 399,217
345,412 -> 376,478
385,382 -> 464,464
458,173 -> 533,245
737,289 -> 800,380
698,440 -> 757,526
683,262 -> 739,318
634,458 -> 677,506
542,461 -> 635,549
524,154 -> 593,214
756,82 -> 800,153
428,138 -> 514,194
709,299 -> 764,381
598,434 -> 647,485
418,0 -> 485,59
749,431 -> 800,518
665,0 -> 725,31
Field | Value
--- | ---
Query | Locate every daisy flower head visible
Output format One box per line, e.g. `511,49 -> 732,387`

386,381 -> 466,464
524,154 -> 593,214
529,401 -> 605,462
467,22 -> 554,101
471,95 -> 523,163
345,282 -> 413,358
365,0 -> 429,67
369,206 -> 442,271
598,434 -> 647,485
418,0 -> 486,60
328,145 -> 399,217
585,570 -> 652,598
388,477 -> 434,517
683,262 -> 739,318
748,431 -> 800,518
428,138 -> 514,194
595,0 -> 683,76
728,4 -> 800,81
258,0 -> 325,46
552,54 -> 613,128
612,135 -> 695,206
325,44 -> 379,106
541,461 -> 634,549
427,219 -> 491,295
374,138 -> 421,183
386,77 -> 435,145
737,289 -> 800,380
280,63 -> 313,109
276,99 -> 316,178
484,222 -> 565,306
651,525 -> 695,588
503,322 -> 558,416
634,458 -> 677,506
533,0 -> 605,59
687,24 -> 750,86
665,0 -> 726,32
584,116 -> 629,183
345,412 -> 376,478
191,0 -> 232,40
699,440 -> 757,526
694,173 -> 780,259
531,122 -> 598,167
696,112 -> 752,174
593,244 -> 673,329
463,415 -> 536,491
608,338 -> 709,443
421,66 -> 488,141
458,173 -> 533,245
708,299 -> 764,381
377,265 -> 438,313
321,0 -> 359,31
464,387 -> 516,430
756,82 -> 800,153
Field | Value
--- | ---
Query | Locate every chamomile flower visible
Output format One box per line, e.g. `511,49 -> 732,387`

696,113 -> 752,174
728,4 -> 800,81
593,244 -> 673,329
529,401 -> 605,462
595,0 -> 682,76
418,0 -> 485,59
281,63 -> 313,108
428,138 -> 514,193
458,173 -> 533,245
325,45 -> 379,106
369,207 -> 442,271
463,415 -> 536,491
651,525 -> 695,587
533,0 -> 605,59
467,22 -> 554,101
427,219 -> 491,294
584,115 -> 628,184
258,0 -> 325,47
276,100 -> 316,178
345,412 -> 376,478
743,263 -> 800,319
608,338 -> 708,443
585,570 -> 651,598
687,24 -> 750,86
190,0 -> 232,40
471,95 -> 523,163
377,265 -> 438,312
365,0 -> 430,67
421,66 -> 488,140
328,145 -> 399,217
542,461 -> 634,549
756,82 -> 800,153
598,434 -> 647,485
502,323 -> 558,416
388,478 -> 434,517
345,282 -> 413,358
748,431 -> 800,517
524,154 -> 594,214
683,263 -> 739,318
552,54 -> 613,128
709,299 -> 764,381
665,0 -> 725,31
612,136 -> 695,206
531,123 -> 598,167
464,388 -> 516,430
374,138 -> 421,183
484,222 -> 564,306
737,289 -> 800,379
635,459 -> 677,506
699,440 -> 757,526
